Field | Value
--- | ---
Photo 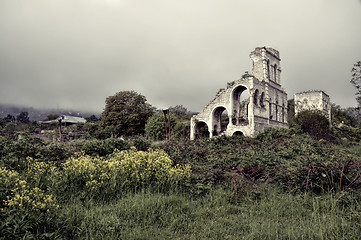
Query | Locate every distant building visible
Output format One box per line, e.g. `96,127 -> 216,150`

294,91 -> 331,121
38,115 -> 87,125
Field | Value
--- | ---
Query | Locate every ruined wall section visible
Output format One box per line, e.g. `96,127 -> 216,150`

190,47 -> 289,140
191,77 -> 255,138
295,91 -> 331,121
250,47 -> 281,85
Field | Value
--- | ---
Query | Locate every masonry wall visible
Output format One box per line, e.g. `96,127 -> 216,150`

190,47 -> 288,140
294,91 -> 331,121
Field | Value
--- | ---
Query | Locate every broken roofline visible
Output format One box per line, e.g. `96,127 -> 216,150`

295,90 -> 330,97
190,46 -> 289,139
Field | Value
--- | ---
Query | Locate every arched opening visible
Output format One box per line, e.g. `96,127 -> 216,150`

269,98 -> 272,119
273,64 -> 277,83
260,92 -> 265,107
253,89 -> 259,106
232,85 -> 250,126
195,121 -> 209,139
232,131 -> 244,137
212,106 -> 229,136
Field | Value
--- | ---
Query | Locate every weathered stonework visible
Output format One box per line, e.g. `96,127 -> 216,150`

294,91 -> 331,121
190,47 -> 289,139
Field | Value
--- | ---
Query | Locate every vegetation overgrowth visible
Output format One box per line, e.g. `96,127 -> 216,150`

0,102 -> 361,239
1,125 -> 360,239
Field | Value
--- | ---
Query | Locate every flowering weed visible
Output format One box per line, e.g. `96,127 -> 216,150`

53,147 -> 191,200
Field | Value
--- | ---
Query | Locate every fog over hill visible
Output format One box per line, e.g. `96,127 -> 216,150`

0,103 -> 100,122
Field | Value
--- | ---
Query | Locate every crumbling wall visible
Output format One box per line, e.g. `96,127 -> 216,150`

190,47 -> 288,139
294,91 -> 331,121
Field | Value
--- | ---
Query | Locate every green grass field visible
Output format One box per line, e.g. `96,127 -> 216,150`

58,188 -> 360,240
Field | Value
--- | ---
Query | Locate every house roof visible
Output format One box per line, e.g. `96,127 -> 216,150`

39,115 -> 87,124
56,115 -> 87,124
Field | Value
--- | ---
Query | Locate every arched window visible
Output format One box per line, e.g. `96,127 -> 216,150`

273,64 -> 277,82
260,92 -> 265,107
195,121 -> 209,139
269,98 -> 272,119
212,106 -> 229,135
253,89 -> 259,106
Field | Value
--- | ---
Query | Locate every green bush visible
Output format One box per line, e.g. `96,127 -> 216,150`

333,125 -> 361,142
0,165 -> 61,239
145,112 -> 176,140
159,132 -> 361,196
173,120 -> 191,139
294,110 -> 332,140
69,138 -> 129,156
128,136 -> 151,151
256,127 -> 292,141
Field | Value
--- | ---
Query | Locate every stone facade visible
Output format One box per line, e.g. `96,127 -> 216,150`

294,91 -> 331,121
190,47 -> 289,139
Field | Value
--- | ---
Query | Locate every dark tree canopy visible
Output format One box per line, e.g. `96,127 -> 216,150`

86,115 -> 99,122
295,110 -> 332,140
351,61 -> 361,107
3,114 -> 15,123
16,112 -> 30,124
169,105 -> 190,119
331,104 -> 359,127
100,91 -> 154,136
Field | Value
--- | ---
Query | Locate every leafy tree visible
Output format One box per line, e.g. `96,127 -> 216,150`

294,110 -> 332,140
169,105 -> 190,119
287,99 -> 295,126
145,112 -> 176,140
3,114 -> 15,123
331,104 -> 359,127
173,120 -> 190,139
86,115 -> 99,122
16,112 -> 30,124
101,91 -> 154,136
351,61 -> 361,108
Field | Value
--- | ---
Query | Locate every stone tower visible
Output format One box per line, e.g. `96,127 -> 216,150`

294,90 -> 331,122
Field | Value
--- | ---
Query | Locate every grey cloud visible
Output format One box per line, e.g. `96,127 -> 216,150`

0,0 -> 360,113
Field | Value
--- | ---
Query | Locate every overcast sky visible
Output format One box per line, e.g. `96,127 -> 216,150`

1,0 -> 361,113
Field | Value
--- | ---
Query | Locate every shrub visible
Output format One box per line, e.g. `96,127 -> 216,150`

173,120 -> 190,139
333,125 -> 361,142
128,136 -> 151,151
0,166 -> 60,239
294,110 -> 332,140
256,127 -> 292,141
69,138 -> 129,156
52,148 -> 191,201
145,112 -> 176,140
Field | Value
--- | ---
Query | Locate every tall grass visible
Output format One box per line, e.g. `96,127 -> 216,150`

58,187 -> 361,240
1,130 -> 360,239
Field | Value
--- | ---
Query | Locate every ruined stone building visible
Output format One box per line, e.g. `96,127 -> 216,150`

294,91 -> 331,121
190,47 -> 289,139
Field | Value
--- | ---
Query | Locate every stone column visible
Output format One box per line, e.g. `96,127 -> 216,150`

228,115 -> 233,126
190,118 -> 196,140
209,123 -> 214,138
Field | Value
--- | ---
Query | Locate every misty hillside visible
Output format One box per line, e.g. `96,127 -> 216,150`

0,103 -> 100,121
